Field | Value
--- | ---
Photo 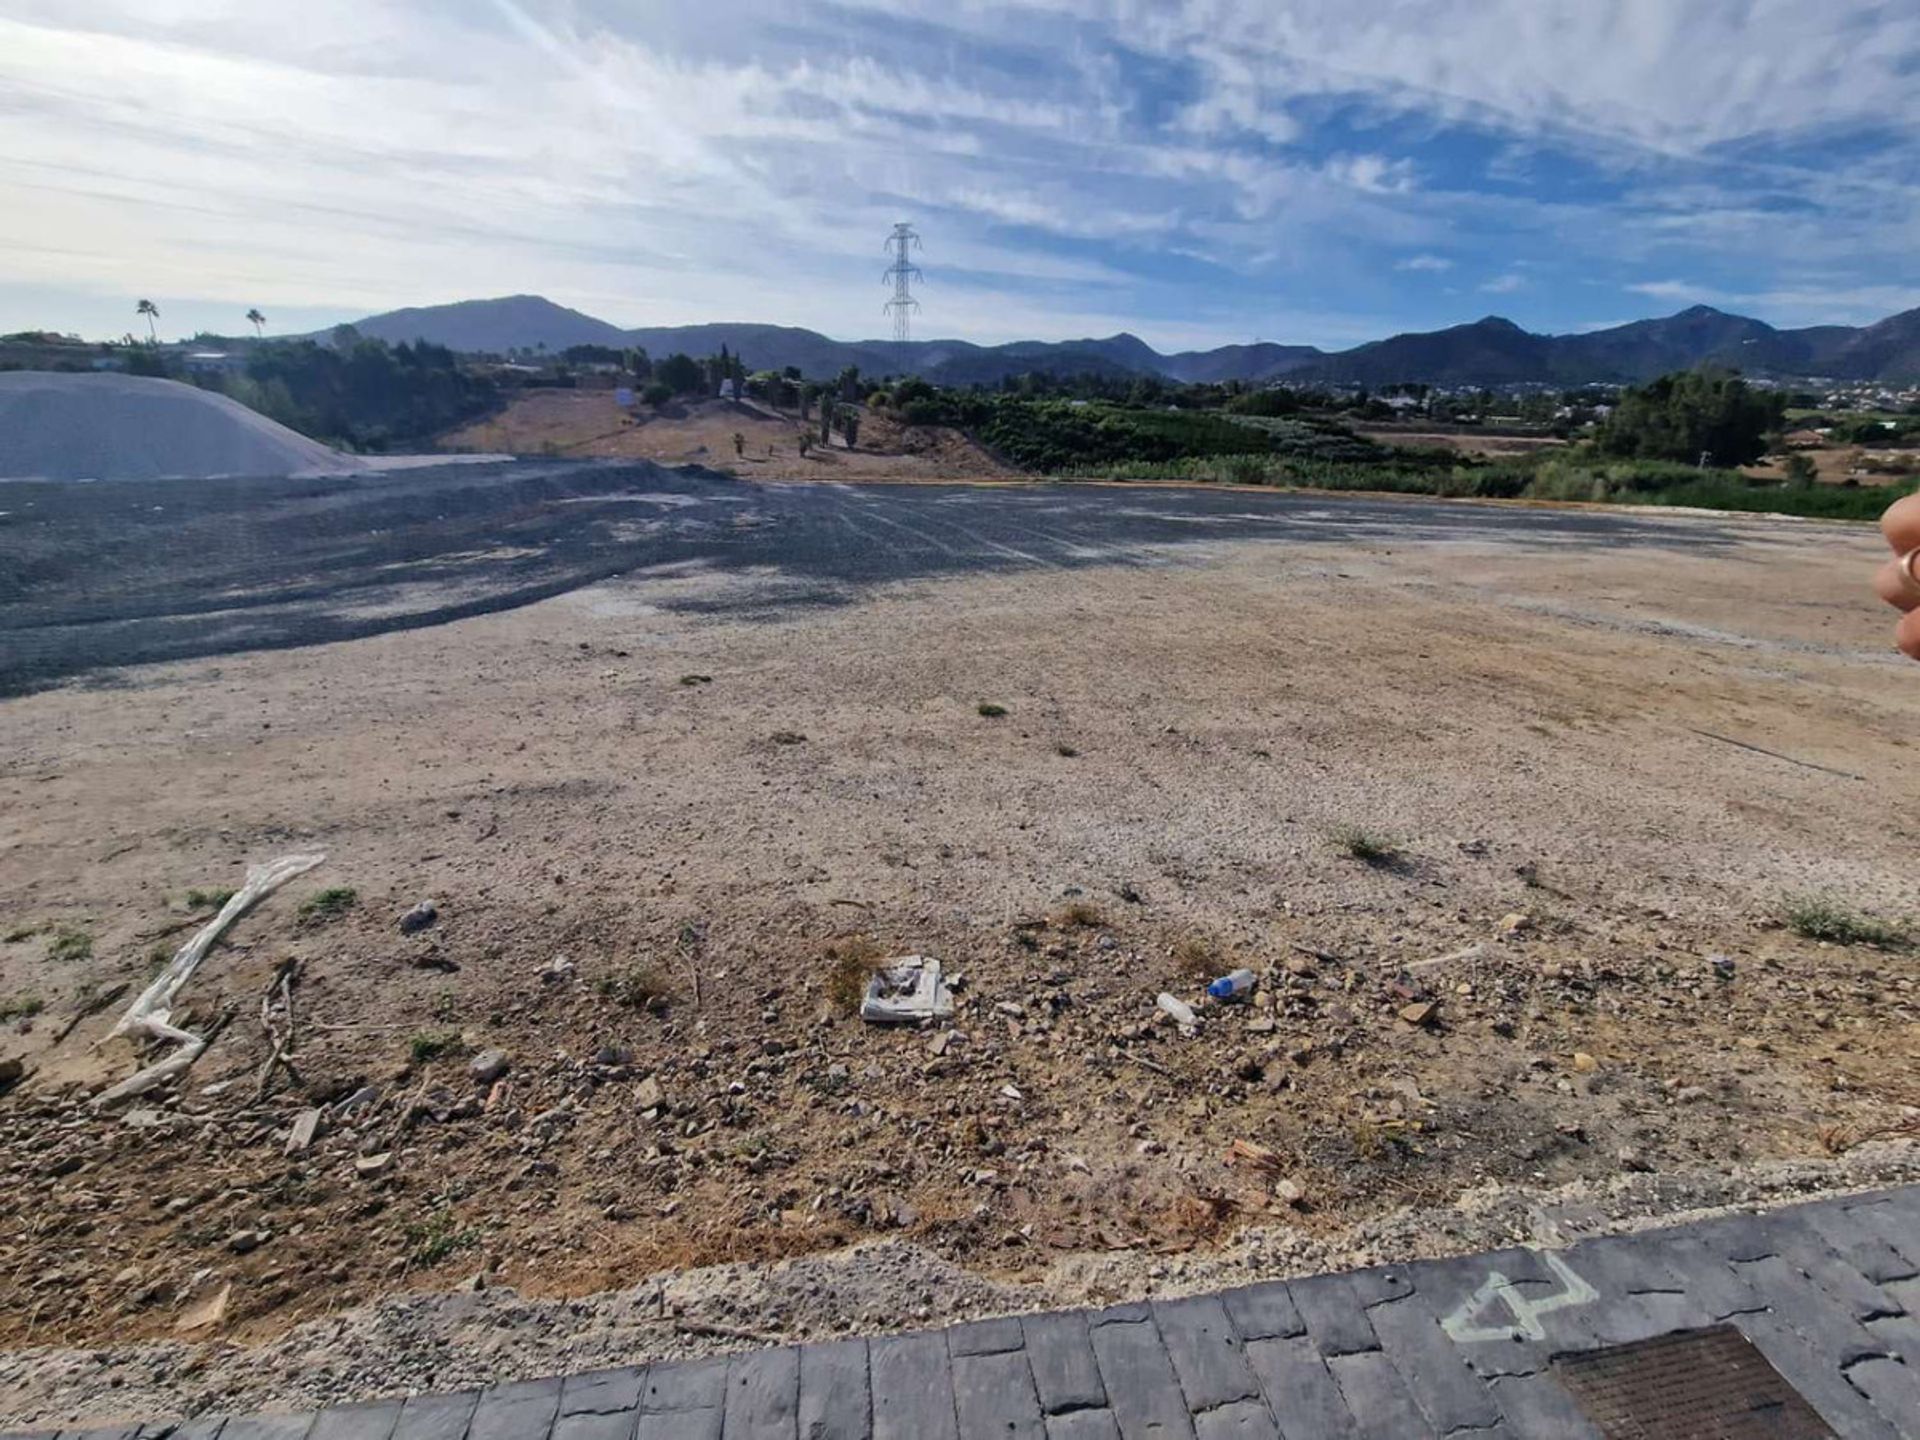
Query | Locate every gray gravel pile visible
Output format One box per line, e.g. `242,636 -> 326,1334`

0,372 -> 361,481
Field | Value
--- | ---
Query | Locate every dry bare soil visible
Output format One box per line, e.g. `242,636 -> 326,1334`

1,482 -> 1917,1412
441,390 -> 1009,480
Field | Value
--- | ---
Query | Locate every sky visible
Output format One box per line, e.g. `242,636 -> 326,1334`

1,0 -> 1916,351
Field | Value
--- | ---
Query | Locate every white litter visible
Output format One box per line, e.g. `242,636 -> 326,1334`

860,956 -> 955,1026
1156,992 -> 1198,1033
93,852 -> 325,1108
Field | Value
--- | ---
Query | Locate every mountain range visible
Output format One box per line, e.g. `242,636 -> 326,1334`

336,294 -> 1920,388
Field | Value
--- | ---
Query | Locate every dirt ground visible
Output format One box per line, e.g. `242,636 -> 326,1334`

1,488 -> 1917,1420
1745,444 -> 1920,485
440,390 -> 1011,480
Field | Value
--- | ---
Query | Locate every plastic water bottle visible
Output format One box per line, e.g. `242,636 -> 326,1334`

1207,968 -> 1256,1001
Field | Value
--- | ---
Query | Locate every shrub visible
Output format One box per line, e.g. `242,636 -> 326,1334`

1782,897 -> 1908,949
823,938 -> 885,1016
1331,825 -> 1398,865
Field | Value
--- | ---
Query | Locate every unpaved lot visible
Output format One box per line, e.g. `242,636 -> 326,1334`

1,481 -> 1916,1423
440,390 -> 1009,480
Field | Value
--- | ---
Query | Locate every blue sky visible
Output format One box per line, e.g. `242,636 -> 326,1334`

1,0 -> 1915,350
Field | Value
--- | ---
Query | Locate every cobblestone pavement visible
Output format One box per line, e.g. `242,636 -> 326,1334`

13,1185 -> 1919,1438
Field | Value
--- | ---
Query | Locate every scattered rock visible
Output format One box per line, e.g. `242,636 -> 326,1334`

175,1282 -> 231,1334
0,1056 -> 23,1092
227,1230 -> 268,1254
1398,1001 -> 1437,1028
541,955 -> 576,984
398,901 -> 438,935
1709,954 -> 1737,980
1617,1146 -> 1653,1173
285,1109 -> 323,1155
1275,1177 -> 1307,1207
1497,912 -> 1533,936
1572,1052 -> 1599,1073
635,1076 -> 664,1111
467,1048 -> 511,1085
355,1151 -> 394,1178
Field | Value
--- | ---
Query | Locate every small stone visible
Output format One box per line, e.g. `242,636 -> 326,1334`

1497,912 -> 1533,936
1398,1001 -> 1436,1028
927,1031 -> 953,1056
1572,1051 -> 1599,1073
467,1048 -> 510,1085
398,900 -> 438,934
1617,1146 -> 1653,1173
594,1045 -> 632,1067
175,1282 -> 231,1333
285,1109 -> 323,1156
355,1151 -> 393,1178
1709,954 -> 1736,980
0,1056 -> 25,1091
1274,1177 -> 1306,1207
227,1230 -> 267,1254
634,1076 -> 663,1111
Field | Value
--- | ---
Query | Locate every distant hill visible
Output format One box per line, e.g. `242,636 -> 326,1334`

344,295 -> 630,352
338,295 -> 1920,386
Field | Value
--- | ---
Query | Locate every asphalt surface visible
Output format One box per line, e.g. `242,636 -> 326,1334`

0,460 -> 1762,696
9,1185 -> 1918,1437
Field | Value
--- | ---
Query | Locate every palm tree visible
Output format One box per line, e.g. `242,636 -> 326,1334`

136,299 -> 159,343
245,308 -> 265,339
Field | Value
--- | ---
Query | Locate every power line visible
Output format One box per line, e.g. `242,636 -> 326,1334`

882,222 -> 922,343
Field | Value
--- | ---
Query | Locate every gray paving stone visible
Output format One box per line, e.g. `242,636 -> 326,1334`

1690,1210 -> 1786,1265
66,1429 -> 142,1440
1841,1197 -> 1920,1270
1864,1312 -> 1920,1368
468,1377 -> 562,1440
1845,1355 -> 1920,1432
307,1401 -> 402,1440
1021,1312 -> 1107,1415
1486,1371 -> 1603,1440
146,1420 -> 228,1440
870,1332 -> 956,1440
216,1420 -> 315,1440
1091,1304 -> 1151,1328
1240,1336 -> 1354,1440
1324,1353 -> 1428,1438
795,1339 -> 867,1440
952,1350 -> 1044,1440
1151,1297 -> 1261,1410
1802,1201 -> 1920,1285
1730,1312 -> 1901,1440
1733,1254 -> 1891,1367
948,1317 -> 1026,1357
1341,1266 -> 1413,1310
1652,1232 -> 1768,1321
723,1346 -> 799,1440
1087,1316 -> 1196,1439
1045,1413 -> 1121,1440
1364,1295 -> 1501,1433
560,1368 -> 645,1418
1219,1284 -> 1302,1343
390,1392 -> 477,1440
1285,1277 -> 1376,1359
1189,1400 -> 1278,1440
639,1410 -> 719,1440
642,1357 -> 727,1415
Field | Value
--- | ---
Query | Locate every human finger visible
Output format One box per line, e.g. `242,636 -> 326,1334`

1874,556 -> 1920,612
1882,492 -> 1920,554
1899,607 -> 1920,661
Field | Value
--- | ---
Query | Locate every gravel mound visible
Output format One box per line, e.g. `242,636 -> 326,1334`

0,372 -> 363,481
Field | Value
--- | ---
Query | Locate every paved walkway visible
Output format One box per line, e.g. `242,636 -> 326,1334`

12,1186 -> 1920,1439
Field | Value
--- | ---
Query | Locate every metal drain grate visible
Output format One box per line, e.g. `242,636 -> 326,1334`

1552,1325 -> 1836,1439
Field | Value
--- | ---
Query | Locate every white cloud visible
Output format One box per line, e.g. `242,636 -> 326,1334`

1322,154 -> 1416,194
1480,272 -> 1528,294
1394,254 -> 1452,273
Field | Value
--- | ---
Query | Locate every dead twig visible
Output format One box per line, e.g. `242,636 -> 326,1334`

256,958 -> 303,1102
1289,942 -> 1343,966
1688,728 -> 1865,782
53,981 -> 130,1046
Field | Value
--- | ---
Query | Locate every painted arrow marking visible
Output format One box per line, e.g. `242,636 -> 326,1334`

1440,1251 -> 1599,1344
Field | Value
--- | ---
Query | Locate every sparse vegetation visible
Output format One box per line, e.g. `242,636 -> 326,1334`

1782,896 -> 1909,949
299,886 -> 358,922
1053,900 -> 1107,929
403,1208 -> 482,1268
47,927 -> 93,963
3,923 -> 38,944
824,937 -> 886,1016
184,886 -> 236,911
1171,936 -> 1223,981
407,1029 -> 466,1064
1054,742 -> 1079,757
976,702 -> 1008,718
598,963 -> 673,1010
0,995 -> 45,1023
1331,825 -> 1398,865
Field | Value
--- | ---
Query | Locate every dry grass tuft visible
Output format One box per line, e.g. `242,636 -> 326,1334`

823,937 -> 886,1016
